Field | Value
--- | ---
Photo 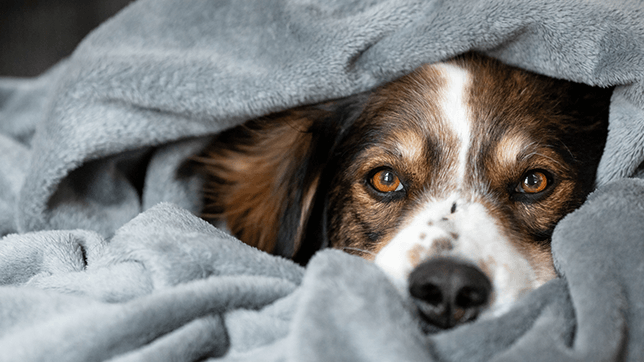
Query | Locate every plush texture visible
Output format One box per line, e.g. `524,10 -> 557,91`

1,0 -> 644,361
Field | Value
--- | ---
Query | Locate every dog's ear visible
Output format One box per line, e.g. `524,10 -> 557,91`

200,96 -> 365,259
556,83 -> 613,192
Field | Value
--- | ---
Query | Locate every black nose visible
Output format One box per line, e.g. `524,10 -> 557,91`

408,258 -> 492,330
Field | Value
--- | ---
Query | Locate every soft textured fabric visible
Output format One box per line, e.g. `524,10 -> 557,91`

1,0 -> 643,361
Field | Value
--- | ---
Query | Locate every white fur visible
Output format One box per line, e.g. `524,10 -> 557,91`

436,63 -> 471,185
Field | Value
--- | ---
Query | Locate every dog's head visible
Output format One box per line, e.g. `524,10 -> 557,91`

201,53 -> 611,329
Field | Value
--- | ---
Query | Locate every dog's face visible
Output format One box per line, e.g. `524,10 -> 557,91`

201,53 -> 611,330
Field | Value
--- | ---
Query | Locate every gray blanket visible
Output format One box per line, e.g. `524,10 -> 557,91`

1,0 -> 644,361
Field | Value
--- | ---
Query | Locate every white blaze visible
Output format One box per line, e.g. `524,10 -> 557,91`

436,63 -> 472,186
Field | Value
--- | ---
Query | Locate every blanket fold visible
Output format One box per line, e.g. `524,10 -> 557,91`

1,0 -> 644,361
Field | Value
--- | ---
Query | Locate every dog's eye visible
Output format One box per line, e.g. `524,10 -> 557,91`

518,170 -> 549,194
370,169 -> 404,193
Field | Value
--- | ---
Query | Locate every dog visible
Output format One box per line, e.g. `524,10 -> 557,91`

198,52 -> 611,330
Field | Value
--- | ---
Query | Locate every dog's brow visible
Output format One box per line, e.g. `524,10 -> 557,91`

495,134 -> 537,167
524,151 -> 565,168
392,131 -> 424,161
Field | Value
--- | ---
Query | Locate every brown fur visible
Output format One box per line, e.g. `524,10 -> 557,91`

200,113 -> 317,253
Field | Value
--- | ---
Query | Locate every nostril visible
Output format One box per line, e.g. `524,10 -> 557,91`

455,286 -> 487,309
410,283 -> 443,306
408,257 -> 491,330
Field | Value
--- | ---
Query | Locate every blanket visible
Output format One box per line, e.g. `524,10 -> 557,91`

1,0 -> 644,361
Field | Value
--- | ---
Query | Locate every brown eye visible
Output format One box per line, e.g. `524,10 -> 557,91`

519,170 -> 549,194
370,169 -> 403,193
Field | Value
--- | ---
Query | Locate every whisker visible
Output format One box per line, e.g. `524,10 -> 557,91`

341,246 -> 376,256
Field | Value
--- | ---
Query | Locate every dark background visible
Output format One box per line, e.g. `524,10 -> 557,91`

0,0 -> 131,77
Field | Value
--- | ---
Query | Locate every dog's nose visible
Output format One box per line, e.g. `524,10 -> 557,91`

408,257 -> 491,330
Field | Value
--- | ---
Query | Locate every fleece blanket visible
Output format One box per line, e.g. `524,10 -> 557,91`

1,0 -> 644,361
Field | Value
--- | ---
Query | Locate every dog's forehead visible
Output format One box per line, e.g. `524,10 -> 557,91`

357,57 -> 558,176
